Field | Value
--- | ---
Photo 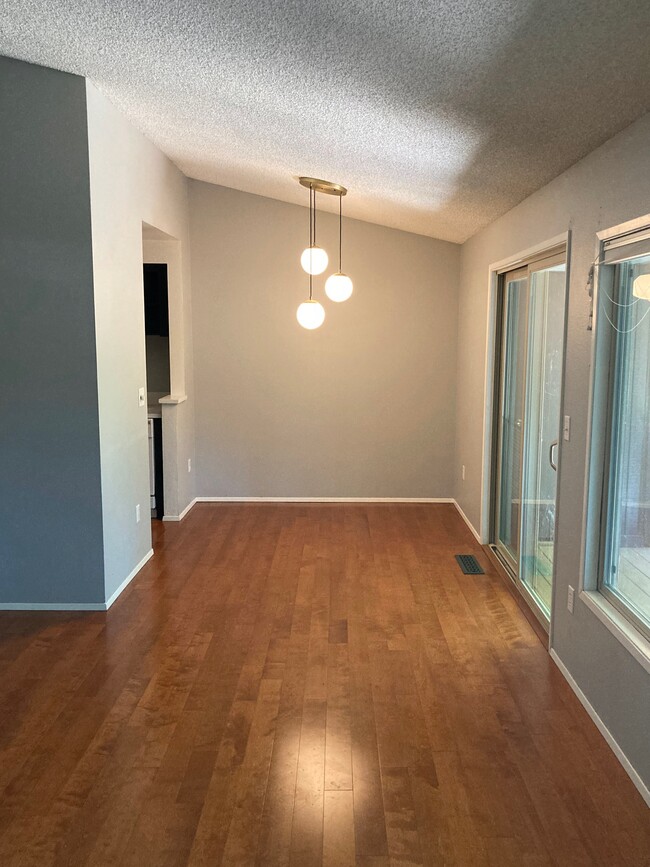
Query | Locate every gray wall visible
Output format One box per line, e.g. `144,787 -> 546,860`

0,57 -> 104,604
190,181 -> 460,499
455,111 -> 650,788
145,336 -> 171,394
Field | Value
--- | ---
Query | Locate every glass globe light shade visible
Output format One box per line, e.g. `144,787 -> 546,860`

632,272 -> 650,301
296,300 -> 325,330
300,245 -> 328,275
325,272 -> 353,302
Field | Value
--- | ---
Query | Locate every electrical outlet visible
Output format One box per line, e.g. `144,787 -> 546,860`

461,465 -> 466,481
136,504 -> 141,523
188,458 -> 192,473
138,387 -> 145,407
567,585 -> 575,614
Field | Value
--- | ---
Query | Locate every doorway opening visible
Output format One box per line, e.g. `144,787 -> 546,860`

144,263 -> 170,520
490,248 -> 568,628
141,221 -> 189,523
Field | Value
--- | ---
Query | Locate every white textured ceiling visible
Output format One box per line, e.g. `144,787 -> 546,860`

2,1 -> 650,242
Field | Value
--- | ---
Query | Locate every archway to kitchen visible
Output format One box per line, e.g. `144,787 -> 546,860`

142,222 -> 191,526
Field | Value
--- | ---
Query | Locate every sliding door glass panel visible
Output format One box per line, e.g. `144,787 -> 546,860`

495,271 -> 528,570
602,255 -> 650,637
520,261 -> 566,615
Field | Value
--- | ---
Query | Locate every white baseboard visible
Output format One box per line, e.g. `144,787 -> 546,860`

170,497 -> 455,521
0,600 -> 108,611
0,548 -> 154,612
550,649 -> 650,807
194,496 -> 454,504
104,548 -> 154,609
452,499 -> 484,544
163,498 -> 198,522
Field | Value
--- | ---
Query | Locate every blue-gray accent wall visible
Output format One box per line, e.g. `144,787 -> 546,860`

0,57 -> 105,605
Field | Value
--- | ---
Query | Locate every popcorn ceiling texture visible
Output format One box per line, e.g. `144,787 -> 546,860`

2,0 -> 650,242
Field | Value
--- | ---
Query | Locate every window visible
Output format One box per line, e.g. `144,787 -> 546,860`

595,229 -> 650,640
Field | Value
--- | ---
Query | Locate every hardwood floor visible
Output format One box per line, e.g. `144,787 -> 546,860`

0,503 -> 648,866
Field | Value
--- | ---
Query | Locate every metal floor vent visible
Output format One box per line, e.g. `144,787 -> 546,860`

455,554 -> 484,575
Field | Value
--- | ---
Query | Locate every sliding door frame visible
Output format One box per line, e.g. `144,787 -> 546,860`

487,242 -> 569,632
492,266 -> 529,576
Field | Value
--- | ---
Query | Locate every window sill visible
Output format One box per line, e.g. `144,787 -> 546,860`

580,590 -> 650,675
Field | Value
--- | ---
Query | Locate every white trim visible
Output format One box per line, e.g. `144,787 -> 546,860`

580,591 -> 650,676
104,548 -> 154,609
596,213 -> 650,243
0,548 -> 154,612
580,214 -> 650,666
579,232 -> 608,596
0,601 -> 108,611
165,497 -> 455,520
163,497 -> 197,522
479,265 -> 499,543
452,499 -> 483,543
487,233 -> 570,275
480,232 -> 570,546
550,649 -> 650,808
194,497 -> 454,504
159,394 -> 187,405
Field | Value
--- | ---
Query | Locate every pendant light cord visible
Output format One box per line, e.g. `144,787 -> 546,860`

309,184 -> 314,300
339,194 -> 342,272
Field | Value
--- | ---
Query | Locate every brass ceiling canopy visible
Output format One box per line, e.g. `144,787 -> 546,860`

298,176 -> 347,196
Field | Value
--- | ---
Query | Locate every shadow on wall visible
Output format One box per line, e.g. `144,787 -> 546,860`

184,0 -> 650,241
391,0 -> 650,240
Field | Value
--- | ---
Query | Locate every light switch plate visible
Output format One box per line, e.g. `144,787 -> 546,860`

567,585 -> 575,613
563,415 -> 571,441
138,387 -> 145,407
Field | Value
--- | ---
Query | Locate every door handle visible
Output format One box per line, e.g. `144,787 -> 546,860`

549,439 -> 559,471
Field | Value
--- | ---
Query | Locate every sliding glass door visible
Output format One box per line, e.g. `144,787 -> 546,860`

493,252 -> 567,624
495,268 -> 528,574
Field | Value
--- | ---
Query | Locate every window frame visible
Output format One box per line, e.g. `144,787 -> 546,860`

597,258 -> 650,641
582,217 -> 650,670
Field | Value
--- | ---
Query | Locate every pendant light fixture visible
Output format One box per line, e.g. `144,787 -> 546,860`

325,192 -> 353,303
300,183 -> 328,275
297,182 -> 325,329
296,176 -> 350,330
296,269 -> 326,329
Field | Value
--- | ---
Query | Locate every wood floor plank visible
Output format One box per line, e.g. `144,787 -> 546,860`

0,503 -> 647,867
323,789 -> 355,867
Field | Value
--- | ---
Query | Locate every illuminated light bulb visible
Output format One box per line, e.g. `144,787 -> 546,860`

325,272 -> 353,302
296,300 -> 325,330
632,272 -> 650,301
300,245 -> 328,275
